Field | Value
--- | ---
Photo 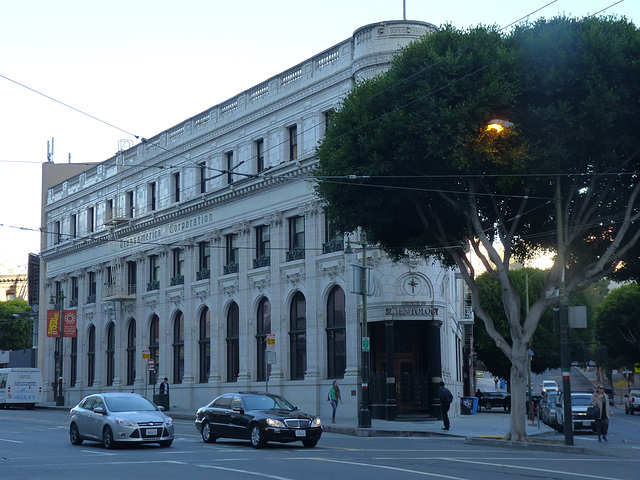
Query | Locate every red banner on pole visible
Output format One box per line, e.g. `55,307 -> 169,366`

63,310 -> 77,337
47,310 -> 77,337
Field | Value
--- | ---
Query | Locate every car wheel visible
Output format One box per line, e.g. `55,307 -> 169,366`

103,426 -> 116,449
201,421 -> 217,443
631,409 -> 635,415
159,440 -> 173,447
69,423 -> 83,445
485,404 -> 492,410
302,439 -> 318,448
250,423 -> 266,449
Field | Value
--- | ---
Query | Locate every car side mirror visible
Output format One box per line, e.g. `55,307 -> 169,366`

93,407 -> 105,414
232,406 -> 244,414
158,406 -> 165,411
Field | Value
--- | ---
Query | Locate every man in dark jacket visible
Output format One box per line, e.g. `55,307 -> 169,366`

438,381 -> 453,430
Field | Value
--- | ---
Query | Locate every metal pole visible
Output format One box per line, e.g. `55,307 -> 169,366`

358,243 -> 372,428
556,178 -> 573,445
56,294 -> 65,406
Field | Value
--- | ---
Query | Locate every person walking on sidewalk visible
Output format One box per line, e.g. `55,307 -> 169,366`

591,384 -> 613,442
327,380 -> 343,423
475,388 -> 483,412
438,381 -> 453,430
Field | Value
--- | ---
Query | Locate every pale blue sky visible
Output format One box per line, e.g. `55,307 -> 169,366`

1,0 -> 637,271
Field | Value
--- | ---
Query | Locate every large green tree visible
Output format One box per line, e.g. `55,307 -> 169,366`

0,299 -> 33,351
595,283 -> 640,368
316,17 -> 640,441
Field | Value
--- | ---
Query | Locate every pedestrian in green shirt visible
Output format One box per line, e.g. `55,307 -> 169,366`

327,380 -> 343,423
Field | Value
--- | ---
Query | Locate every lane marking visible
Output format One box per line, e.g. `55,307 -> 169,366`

0,438 -> 23,443
310,457 -> 470,480
447,458 -> 626,480
197,465 -> 295,480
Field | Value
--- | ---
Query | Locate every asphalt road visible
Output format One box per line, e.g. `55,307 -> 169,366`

1,408 -> 639,480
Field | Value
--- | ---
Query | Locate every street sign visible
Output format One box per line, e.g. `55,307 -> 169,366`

148,359 -> 155,371
266,334 -> 276,352
142,350 -> 150,359
267,351 -> 276,365
362,336 -> 370,352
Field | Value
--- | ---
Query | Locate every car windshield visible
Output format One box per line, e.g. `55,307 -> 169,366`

572,396 -> 592,406
105,396 -> 158,412
243,394 -> 295,411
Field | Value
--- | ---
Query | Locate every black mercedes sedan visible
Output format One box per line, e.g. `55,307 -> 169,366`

194,392 -> 322,448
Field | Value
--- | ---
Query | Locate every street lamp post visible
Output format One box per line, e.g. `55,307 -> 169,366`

50,293 -> 65,406
345,239 -> 372,428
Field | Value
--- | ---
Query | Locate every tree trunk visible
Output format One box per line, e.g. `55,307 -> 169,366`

506,347 -> 528,441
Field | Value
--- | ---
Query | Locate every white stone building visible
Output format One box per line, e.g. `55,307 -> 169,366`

38,19 -> 473,422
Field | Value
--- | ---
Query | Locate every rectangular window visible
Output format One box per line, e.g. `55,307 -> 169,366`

324,109 -> 334,134
105,199 -> 113,221
173,248 -> 184,276
70,214 -> 77,238
148,255 -> 159,291
288,125 -> 298,161
198,241 -> 210,273
126,190 -> 135,218
87,271 -> 96,303
254,225 -> 270,268
127,261 -> 137,295
199,162 -> 207,194
173,172 -> 181,202
53,221 -> 61,244
256,139 -> 265,173
287,216 -> 305,261
87,207 -> 94,232
224,234 -> 239,274
70,276 -> 78,305
226,151 -> 234,184
149,182 -> 157,211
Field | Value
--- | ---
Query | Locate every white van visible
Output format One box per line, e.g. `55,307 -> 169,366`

0,368 -> 44,409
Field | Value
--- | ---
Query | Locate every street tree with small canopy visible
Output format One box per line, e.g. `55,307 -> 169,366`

315,17 -> 640,441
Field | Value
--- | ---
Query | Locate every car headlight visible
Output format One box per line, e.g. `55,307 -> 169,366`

164,417 -> 173,427
116,419 -> 136,427
266,418 -> 285,428
311,417 -> 322,428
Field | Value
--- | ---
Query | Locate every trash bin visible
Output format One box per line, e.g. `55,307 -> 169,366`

460,396 -> 478,415
153,393 -> 170,411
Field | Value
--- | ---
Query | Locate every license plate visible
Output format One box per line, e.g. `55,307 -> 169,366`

295,430 -> 306,437
146,428 -> 158,436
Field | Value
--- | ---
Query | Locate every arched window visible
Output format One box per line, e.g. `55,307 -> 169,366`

87,325 -> 95,387
127,320 -> 136,385
226,303 -> 239,382
149,315 -> 159,385
289,292 -> 306,380
173,311 -> 184,384
256,297 -> 271,382
199,308 -> 210,383
106,322 -> 115,386
327,286 -> 346,379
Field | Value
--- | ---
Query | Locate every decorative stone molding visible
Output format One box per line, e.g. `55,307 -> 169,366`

124,302 -> 136,315
74,268 -> 87,279
185,237 -> 196,249
232,221 -> 250,236
160,245 -> 170,257
297,201 -> 320,218
167,291 -> 183,308
263,212 -> 283,227
282,266 -> 305,288
219,278 -> 239,297
249,272 -> 270,292
134,251 -> 146,264
146,299 -> 158,311
195,288 -> 209,304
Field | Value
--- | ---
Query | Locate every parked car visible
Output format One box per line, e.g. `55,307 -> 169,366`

477,390 -> 511,411
624,389 -> 640,414
69,392 -> 174,448
195,392 -> 322,448
603,386 -> 615,405
555,392 -> 596,434
541,380 -> 559,395
542,392 -> 560,429
540,391 -> 559,426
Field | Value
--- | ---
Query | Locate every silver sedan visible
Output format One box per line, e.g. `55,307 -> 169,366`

69,392 -> 174,448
